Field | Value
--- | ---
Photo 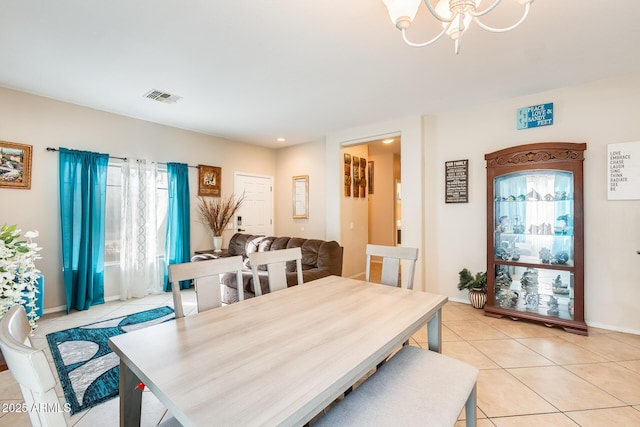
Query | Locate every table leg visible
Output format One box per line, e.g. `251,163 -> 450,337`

427,307 -> 442,353
119,360 -> 143,427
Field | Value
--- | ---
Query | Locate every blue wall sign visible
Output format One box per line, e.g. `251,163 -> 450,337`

517,102 -> 554,130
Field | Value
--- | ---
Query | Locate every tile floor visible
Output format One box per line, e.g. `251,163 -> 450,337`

2,286 -> 640,426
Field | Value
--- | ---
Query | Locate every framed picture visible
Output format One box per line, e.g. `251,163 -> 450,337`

368,161 -> 374,194
0,141 -> 32,189
198,165 -> 221,197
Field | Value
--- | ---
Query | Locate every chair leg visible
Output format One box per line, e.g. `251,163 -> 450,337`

465,383 -> 477,427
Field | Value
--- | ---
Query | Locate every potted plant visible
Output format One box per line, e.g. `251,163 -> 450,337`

458,268 -> 487,309
197,194 -> 245,252
0,224 -> 42,329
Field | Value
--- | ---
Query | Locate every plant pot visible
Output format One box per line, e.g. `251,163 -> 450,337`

212,236 -> 223,253
468,289 -> 487,309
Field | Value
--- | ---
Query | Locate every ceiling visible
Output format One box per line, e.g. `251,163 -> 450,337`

1,1 -> 640,149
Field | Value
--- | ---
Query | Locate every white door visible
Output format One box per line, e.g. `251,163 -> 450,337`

234,173 -> 273,236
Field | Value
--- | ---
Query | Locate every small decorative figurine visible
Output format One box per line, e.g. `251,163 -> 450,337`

552,274 -> 569,294
520,268 -> 539,291
512,216 -> 525,234
526,188 -> 541,200
554,191 -> 567,200
547,295 -> 559,315
539,247 -> 551,263
496,215 -> 509,232
551,251 -> 569,265
544,193 -> 554,201
495,268 -> 513,289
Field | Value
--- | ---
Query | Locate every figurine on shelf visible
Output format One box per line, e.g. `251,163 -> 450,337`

511,248 -> 521,261
520,267 -> 539,291
496,215 -> 508,232
555,214 -> 569,235
552,274 -> 570,294
551,251 -> 569,265
547,295 -> 560,316
496,288 -> 519,308
517,194 -> 526,201
544,193 -> 554,201
554,191 -> 567,200
526,188 -> 541,200
495,267 -> 513,289
539,247 -> 551,263
525,292 -> 540,311
513,216 -> 525,234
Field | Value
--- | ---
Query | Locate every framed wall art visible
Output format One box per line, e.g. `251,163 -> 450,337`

198,165 -> 221,197
344,153 -> 352,197
0,141 -> 32,189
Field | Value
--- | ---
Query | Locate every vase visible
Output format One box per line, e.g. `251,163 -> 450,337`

468,289 -> 487,309
212,236 -> 223,253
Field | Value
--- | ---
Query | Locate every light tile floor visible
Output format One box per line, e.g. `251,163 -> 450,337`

2,287 -> 640,426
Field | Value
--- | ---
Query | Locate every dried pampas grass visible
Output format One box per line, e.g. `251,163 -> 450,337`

197,193 -> 245,236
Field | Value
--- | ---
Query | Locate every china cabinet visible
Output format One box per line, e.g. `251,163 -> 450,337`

484,142 -> 587,335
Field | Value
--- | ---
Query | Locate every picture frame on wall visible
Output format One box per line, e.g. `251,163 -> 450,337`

368,161 -> 374,194
344,153 -> 352,197
0,141 -> 32,189
198,165 -> 222,197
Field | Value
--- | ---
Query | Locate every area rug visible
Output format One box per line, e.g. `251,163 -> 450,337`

46,306 -> 174,414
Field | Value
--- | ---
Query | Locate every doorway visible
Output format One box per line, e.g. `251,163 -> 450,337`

367,138 -> 401,248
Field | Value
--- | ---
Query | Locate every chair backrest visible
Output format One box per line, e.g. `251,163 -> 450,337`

0,305 -> 66,427
365,244 -> 418,289
249,247 -> 303,296
169,255 -> 245,318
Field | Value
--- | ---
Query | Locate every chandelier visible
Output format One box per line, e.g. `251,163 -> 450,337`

382,0 -> 534,54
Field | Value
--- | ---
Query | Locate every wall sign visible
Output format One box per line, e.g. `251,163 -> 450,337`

607,141 -> 640,200
517,102 -> 554,130
445,159 -> 468,203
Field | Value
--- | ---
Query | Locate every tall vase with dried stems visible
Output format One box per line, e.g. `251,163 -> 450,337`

197,194 -> 245,252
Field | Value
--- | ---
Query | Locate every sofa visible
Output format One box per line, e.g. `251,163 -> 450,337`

218,233 -> 343,304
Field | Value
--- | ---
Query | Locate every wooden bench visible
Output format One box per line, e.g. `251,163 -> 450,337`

313,345 -> 479,427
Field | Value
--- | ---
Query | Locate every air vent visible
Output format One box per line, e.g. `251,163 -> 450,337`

144,89 -> 181,104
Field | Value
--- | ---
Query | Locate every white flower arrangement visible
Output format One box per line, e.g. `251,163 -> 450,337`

0,224 -> 42,329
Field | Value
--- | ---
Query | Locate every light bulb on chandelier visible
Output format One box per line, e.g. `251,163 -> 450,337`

382,0 -> 534,54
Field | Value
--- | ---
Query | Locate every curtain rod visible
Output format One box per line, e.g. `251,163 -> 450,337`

45,147 -> 199,169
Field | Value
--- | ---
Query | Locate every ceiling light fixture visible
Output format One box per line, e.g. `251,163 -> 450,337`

382,138 -> 394,144
381,0 -> 534,54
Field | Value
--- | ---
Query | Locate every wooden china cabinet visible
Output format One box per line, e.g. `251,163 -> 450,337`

484,142 -> 588,335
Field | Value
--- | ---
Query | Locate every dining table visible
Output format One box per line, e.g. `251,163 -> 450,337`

108,275 -> 448,427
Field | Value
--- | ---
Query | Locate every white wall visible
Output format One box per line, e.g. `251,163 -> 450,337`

428,72 -> 640,333
0,87 -> 276,311
274,139 -> 327,239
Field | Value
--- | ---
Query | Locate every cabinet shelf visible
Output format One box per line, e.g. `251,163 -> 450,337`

485,142 -> 587,335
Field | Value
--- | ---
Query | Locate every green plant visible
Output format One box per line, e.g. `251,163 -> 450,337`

457,268 -> 487,293
0,224 -> 42,329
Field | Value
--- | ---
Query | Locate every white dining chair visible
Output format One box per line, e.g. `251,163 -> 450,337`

248,247 -> 303,296
0,305 -> 67,427
366,244 -> 418,289
168,255 -> 244,318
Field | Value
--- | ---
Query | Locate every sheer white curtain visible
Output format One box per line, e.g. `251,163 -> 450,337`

119,159 -> 162,299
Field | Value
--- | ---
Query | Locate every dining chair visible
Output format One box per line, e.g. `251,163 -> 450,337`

365,244 -> 418,289
248,247 -> 303,296
168,255 -> 244,318
0,305 -> 67,427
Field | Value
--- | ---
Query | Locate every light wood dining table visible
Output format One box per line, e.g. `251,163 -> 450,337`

108,275 -> 448,427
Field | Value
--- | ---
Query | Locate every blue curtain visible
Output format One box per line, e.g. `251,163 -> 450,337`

164,163 -> 191,291
59,148 -> 109,312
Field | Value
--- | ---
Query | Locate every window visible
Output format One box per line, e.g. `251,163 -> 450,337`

104,161 -> 169,265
